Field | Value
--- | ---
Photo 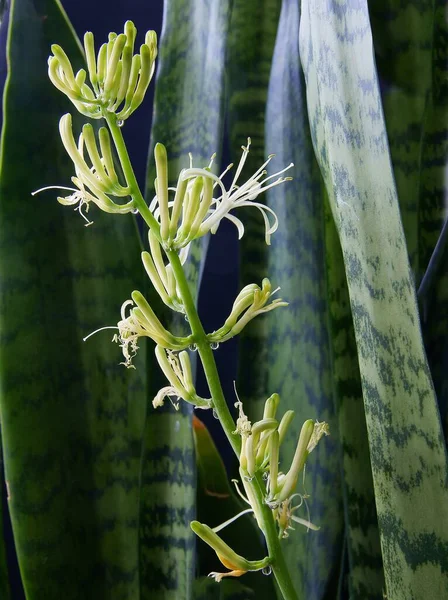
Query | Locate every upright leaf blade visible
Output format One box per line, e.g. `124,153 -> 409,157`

369,0 -> 448,437
300,2 -> 448,598
324,200 -> 384,600
141,2 -> 231,598
226,0 -> 281,420
0,1 -> 146,597
0,441 -> 11,599
265,1 -> 344,596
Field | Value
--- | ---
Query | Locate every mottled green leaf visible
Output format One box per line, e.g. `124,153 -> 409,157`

264,1 -> 344,597
300,2 -> 448,598
0,1 -> 146,598
324,199 -> 384,600
140,2 -> 231,598
193,576 -> 255,600
369,0 -> 448,438
227,0 -> 281,420
0,439 -> 11,599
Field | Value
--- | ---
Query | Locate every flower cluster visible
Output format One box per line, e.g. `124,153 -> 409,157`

113,291 -> 191,368
191,393 -> 329,582
48,20 -> 157,120
149,139 -> 293,250
208,278 -> 287,343
153,346 -> 211,410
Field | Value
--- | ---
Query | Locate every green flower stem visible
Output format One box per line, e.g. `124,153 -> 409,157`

168,250 -> 298,600
251,474 -> 299,600
105,114 -> 298,600
105,113 -> 161,237
167,249 -> 241,455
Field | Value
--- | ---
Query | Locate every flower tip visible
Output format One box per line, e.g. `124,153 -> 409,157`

130,289 -> 145,305
154,142 -> 167,159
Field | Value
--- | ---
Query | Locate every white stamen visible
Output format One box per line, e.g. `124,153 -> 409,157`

31,185 -> 78,195
83,325 -> 118,341
231,479 -> 251,505
212,509 -> 254,533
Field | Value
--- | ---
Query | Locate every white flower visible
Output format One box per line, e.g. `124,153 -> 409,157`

83,291 -> 191,368
209,278 -> 288,343
149,138 -> 293,248
48,21 -> 157,121
32,114 -> 135,222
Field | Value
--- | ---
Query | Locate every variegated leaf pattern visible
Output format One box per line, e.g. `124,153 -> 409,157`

0,0 -> 146,598
369,0 -> 448,439
226,0 -> 281,421
299,2 -> 448,598
265,0 -> 343,596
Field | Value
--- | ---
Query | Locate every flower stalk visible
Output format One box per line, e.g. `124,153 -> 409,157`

42,22 -> 330,600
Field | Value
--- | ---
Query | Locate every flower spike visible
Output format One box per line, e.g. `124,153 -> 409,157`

48,21 -> 157,121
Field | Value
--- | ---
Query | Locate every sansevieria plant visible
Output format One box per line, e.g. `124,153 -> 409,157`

33,21 -> 328,600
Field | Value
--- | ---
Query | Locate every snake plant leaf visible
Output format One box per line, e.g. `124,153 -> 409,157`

300,2 -> 448,599
264,1 -> 344,597
368,0 -> 435,278
226,0 -> 281,421
193,576 -> 255,600
193,416 -> 276,599
140,2 -> 231,598
0,1 -> 146,598
324,200 -> 384,600
0,441 -> 11,600
369,0 -> 448,440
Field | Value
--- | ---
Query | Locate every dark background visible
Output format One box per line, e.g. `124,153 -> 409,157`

0,1 -> 240,597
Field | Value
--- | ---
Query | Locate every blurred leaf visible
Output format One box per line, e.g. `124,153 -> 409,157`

0,0 -> 146,598
300,1 -> 448,598
193,576 -> 255,600
369,0 -> 448,439
264,1 -> 344,597
227,0 -> 281,420
193,416 -> 275,599
0,440 -> 10,599
140,1 -> 231,598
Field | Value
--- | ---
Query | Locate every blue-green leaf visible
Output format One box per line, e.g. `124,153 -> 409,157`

300,2 -> 448,598
265,1 -> 344,596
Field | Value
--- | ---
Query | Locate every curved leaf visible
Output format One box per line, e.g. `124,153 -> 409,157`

0,441 -> 11,599
299,2 -> 448,598
0,1 -> 146,597
369,0 -> 448,439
